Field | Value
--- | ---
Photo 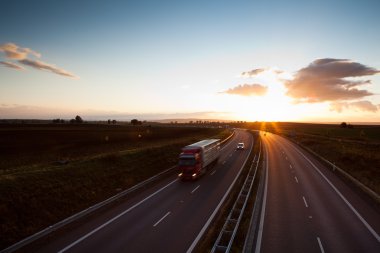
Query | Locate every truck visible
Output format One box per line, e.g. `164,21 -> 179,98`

178,139 -> 220,180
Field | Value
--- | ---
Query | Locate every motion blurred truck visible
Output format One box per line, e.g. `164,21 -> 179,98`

178,139 -> 220,180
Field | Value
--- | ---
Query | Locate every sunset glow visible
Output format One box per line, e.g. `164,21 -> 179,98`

1,0 -> 379,122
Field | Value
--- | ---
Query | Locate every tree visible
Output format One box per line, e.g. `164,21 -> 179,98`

53,118 -> 65,124
108,119 -> 111,124
75,115 -> 83,123
131,119 -> 141,125
340,122 -> 347,128
112,120 -> 117,124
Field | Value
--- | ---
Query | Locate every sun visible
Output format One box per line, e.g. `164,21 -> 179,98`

234,94 -> 296,121
231,76 -> 298,121
217,70 -> 327,122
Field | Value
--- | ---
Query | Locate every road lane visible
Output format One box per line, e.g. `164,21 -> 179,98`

258,132 -> 380,253
33,129 -> 254,253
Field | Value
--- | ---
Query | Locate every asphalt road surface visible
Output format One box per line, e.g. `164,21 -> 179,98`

256,132 -> 380,253
33,129 -> 253,253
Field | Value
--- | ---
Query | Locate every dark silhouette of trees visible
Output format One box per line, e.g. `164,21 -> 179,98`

69,115 -> 84,124
340,122 -> 354,129
131,119 -> 142,125
112,120 -> 117,124
52,118 -> 65,124
75,115 -> 83,123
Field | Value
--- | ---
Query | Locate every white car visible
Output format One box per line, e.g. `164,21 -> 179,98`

236,142 -> 245,150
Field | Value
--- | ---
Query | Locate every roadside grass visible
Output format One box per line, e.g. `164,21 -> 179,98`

0,124 -> 231,249
243,122 -> 380,195
294,134 -> 380,194
0,124 -> 229,170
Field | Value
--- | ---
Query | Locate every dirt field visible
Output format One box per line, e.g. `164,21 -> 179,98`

0,123 -> 230,249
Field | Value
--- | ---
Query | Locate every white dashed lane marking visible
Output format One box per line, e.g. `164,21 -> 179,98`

317,237 -> 325,253
191,185 -> 200,194
303,196 -> 309,208
153,212 -> 171,227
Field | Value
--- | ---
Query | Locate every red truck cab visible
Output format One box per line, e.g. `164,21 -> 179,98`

178,147 -> 202,180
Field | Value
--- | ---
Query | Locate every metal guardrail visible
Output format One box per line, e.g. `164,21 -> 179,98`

242,132 -> 380,253
292,139 -> 380,204
242,138 -> 266,253
220,131 -> 235,145
1,165 -> 176,253
186,130 -> 252,253
1,130 -> 236,253
211,141 -> 261,253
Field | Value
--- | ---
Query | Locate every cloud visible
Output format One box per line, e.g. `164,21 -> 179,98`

285,58 -> 379,103
19,59 -> 78,78
273,69 -> 284,75
241,68 -> 266,77
330,100 -> 379,113
220,84 -> 268,96
0,61 -> 24,70
0,42 -> 78,79
0,42 -> 40,60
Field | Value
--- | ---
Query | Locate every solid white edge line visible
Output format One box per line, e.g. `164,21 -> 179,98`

153,212 -> 171,227
220,132 -> 236,152
294,176 -> 299,183
186,132 -> 253,253
303,196 -> 309,208
317,237 -> 325,253
58,179 -> 178,253
255,141 -> 269,253
191,185 -> 200,194
292,145 -> 380,243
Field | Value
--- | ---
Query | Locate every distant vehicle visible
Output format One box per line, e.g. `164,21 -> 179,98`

236,142 -> 245,150
178,139 -> 220,180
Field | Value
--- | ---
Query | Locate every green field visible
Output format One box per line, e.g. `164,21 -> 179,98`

0,124 -> 230,249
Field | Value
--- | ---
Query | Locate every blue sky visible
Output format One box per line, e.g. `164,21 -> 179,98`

1,0 -> 379,121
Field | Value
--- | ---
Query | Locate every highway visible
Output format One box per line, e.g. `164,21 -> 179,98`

31,129 -> 254,253
256,132 -> 380,253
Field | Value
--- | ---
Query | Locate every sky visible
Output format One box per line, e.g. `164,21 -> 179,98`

1,0 -> 380,122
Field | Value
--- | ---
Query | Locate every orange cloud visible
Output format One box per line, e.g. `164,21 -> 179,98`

0,61 -> 24,70
285,58 -> 379,103
220,84 -> 268,96
19,59 -> 78,79
0,42 -> 78,79
0,42 -> 40,60
330,100 -> 379,113
241,68 -> 266,77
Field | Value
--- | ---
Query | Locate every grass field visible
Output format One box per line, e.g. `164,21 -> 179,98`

239,122 -> 380,195
0,124 -> 231,249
